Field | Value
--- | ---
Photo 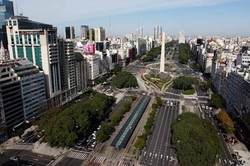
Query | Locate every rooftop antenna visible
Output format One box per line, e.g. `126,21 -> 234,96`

15,0 -> 18,16
109,16 -> 111,38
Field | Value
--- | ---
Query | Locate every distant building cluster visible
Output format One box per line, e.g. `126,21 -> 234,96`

190,36 -> 250,118
0,0 -> 173,142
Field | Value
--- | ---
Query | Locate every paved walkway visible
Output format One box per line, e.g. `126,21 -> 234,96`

231,141 -> 250,166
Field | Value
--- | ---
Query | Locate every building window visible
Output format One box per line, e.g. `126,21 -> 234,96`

24,35 -> 28,44
26,46 -> 33,63
37,35 -> 40,44
20,35 -> 23,44
13,21 -> 17,26
17,46 -> 24,58
11,35 -> 14,44
16,35 -> 19,44
34,47 -> 42,69
33,36 -> 37,44
28,35 -> 31,44
12,46 -> 16,59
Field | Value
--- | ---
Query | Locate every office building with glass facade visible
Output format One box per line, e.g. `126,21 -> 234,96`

12,59 -> 47,121
5,16 -> 61,98
0,0 -> 14,49
0,61 -> 24,142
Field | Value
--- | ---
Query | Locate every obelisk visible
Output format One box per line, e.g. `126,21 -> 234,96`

160,32 -> 165,73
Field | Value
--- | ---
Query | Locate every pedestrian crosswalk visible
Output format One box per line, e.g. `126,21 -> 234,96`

92,156 -> 106,163
218,158 -> 234,165
118,160 -> 135,166
67,151 -> 88,160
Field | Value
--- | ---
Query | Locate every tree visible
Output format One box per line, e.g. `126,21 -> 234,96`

217,110 -> 234,134
156,97 -> 163,106
172,112 -> 222,166
113,65 -> 122,74
37,93 -> 116,147
112,71 -> 138,89
211,94 -> 223,109
179,43 -> 190,64
172,76 -> 195,90
96,123 -> 115,142
134,137 -> 146,150
142,41 -> 176,62
134,102 -> 157,150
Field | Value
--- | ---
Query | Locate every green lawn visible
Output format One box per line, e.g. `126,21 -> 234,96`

182,89 -> 195,95
145,74 -> 172,89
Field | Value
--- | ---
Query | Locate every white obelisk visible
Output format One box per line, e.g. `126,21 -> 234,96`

160,32 -> 165,73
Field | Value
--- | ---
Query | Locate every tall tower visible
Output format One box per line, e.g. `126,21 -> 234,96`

58,39 -> 76,90
0,0 -> 14,49
65,26 -> 75,39
139,27 -> 143,38
154,25 -> 162,40
160,32 -> 165,73
94,27 -> 105,42
81,25 -> 89,39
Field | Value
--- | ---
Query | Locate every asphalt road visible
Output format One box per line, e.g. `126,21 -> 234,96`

201,108 -> 236,166
56,157 -> 84,166
0,149 -> 53,166
140,101 -> 179,166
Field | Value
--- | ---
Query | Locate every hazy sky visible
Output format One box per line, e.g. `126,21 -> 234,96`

14,0 -> 250,37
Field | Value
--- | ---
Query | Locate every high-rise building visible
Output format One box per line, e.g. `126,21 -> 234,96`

11,59 -> 47,121
125,34 -> 134,41
6,16 -> 61,98
136,38 -> 146,55
154,25 -> 162,41
89,28 -> 95,41
75,52 -> 88,91
0,0 -> 14,49
0,61 -> 24,142
65,26 -> 75,39
81,25 -> 89,40
139,27 -> 143,38
94,27 -> 105,42
84,54 -> 100,83
58,39 -> 76,90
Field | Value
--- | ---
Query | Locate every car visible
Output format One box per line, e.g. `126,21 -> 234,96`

10,156 -> 19,161
225,138 -> 230,143
231,153 -> 237,159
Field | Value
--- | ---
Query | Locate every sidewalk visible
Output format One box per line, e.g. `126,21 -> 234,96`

231,141 -> 250,165
1,136 -> 20,149
32,141 -> 69,157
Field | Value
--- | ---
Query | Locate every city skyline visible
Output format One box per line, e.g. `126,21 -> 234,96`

14,0 -> 250,37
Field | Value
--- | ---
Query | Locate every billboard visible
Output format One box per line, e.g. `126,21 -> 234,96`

84,44 -> 95,54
